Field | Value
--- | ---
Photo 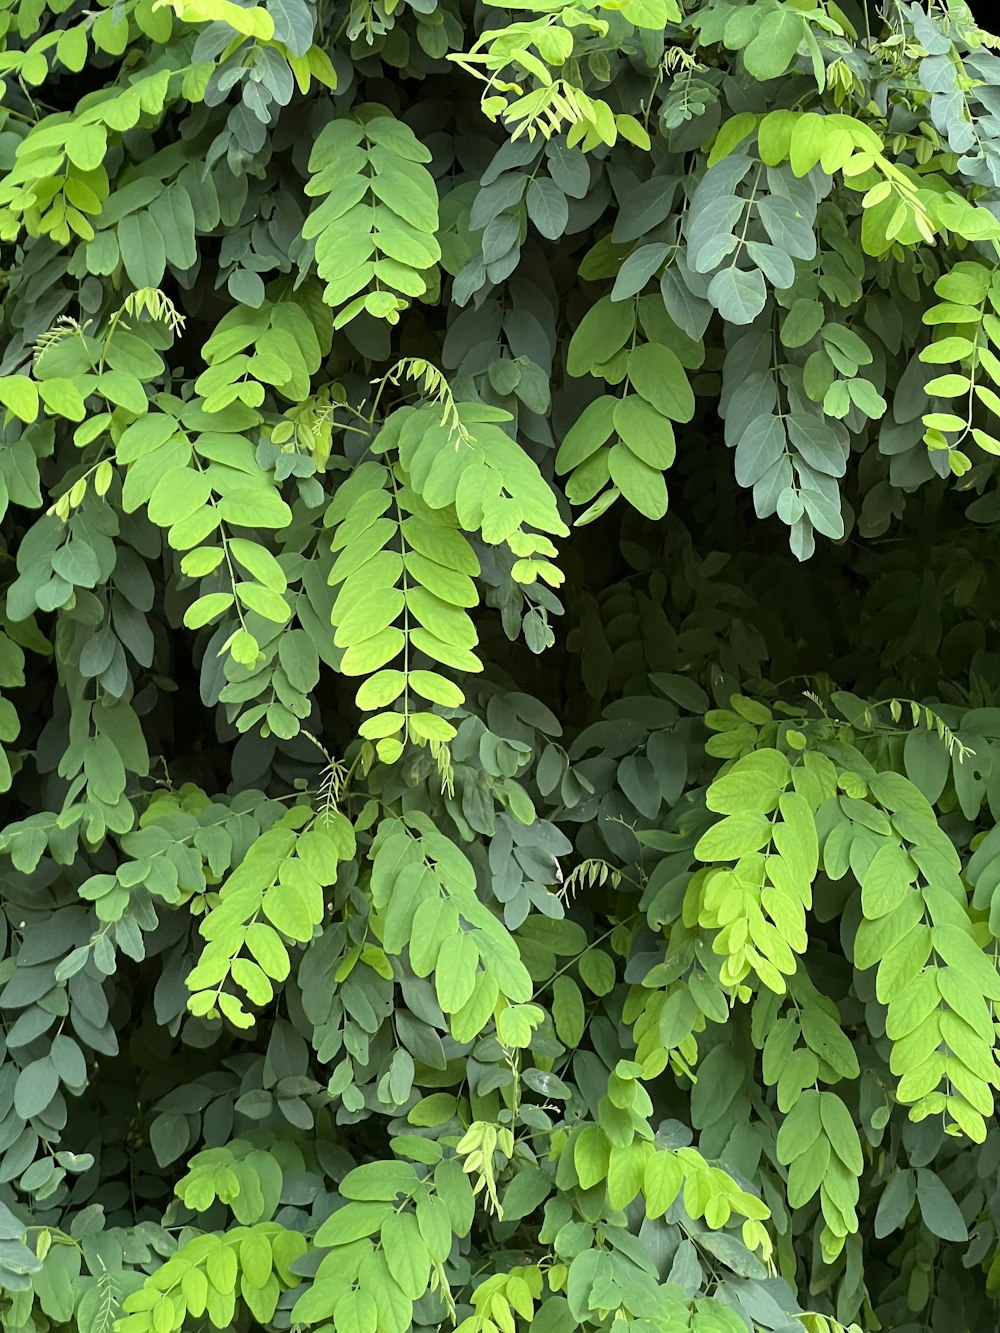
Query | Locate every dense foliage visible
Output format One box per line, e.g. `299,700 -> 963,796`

7,0 -> 1000,1332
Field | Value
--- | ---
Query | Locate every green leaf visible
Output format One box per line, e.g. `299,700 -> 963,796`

708,267 -> 768,324
51,541 -> 101,587
291,1278 -> 344,1323
556,397 -> 617,472
861,843 -> 914,919
217,487 -> 293,529
626,343 -> 695,422
875,1170 -> 916,1238
574,1126 -> 610,1190
644,1151 -> 682,1218
184,592 -> 234,629
228,538 -> 287,592
76,1279 -> 119,1333
567,299 -> 635,378
608,442 -> 667,519
526,178 -> 569,240
266,0 -> 314,54
786,1134 -> 830,1207
333,1289 -> 377,1333
707,749 -> 789,815
0,376 -> 40,423
39,378 -> 87,422
313,1201 -> 393,1248
262,880 -> 315,943
434,931 -> 479,1013
613,395 -> 676,469
98,370 -> 147,414
781,299 -> 825,349
742,9 -> 804,81
340,1161 -> 418,1201
500,1166 -> 550,1220
118,211 -> 167,288
915,1169 -> 967,1242
607,1140 -> 647,1209
819,1092 -> 863,1174
148,469 -> 211,526
380,1213 -> 430,1300
14,1057 -> 59,1119
776,1092 -> 822,1164
236,582 -> 292,624
695,812 -> 773,860
552,975 -> 585,1046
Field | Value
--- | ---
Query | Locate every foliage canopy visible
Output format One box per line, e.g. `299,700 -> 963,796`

5,1 -> 1000,1332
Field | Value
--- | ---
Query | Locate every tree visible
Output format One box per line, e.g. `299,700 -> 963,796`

3,0 -> 1000,1330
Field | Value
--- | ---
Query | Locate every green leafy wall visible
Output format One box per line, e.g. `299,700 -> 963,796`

4,1 -> 1000,1332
